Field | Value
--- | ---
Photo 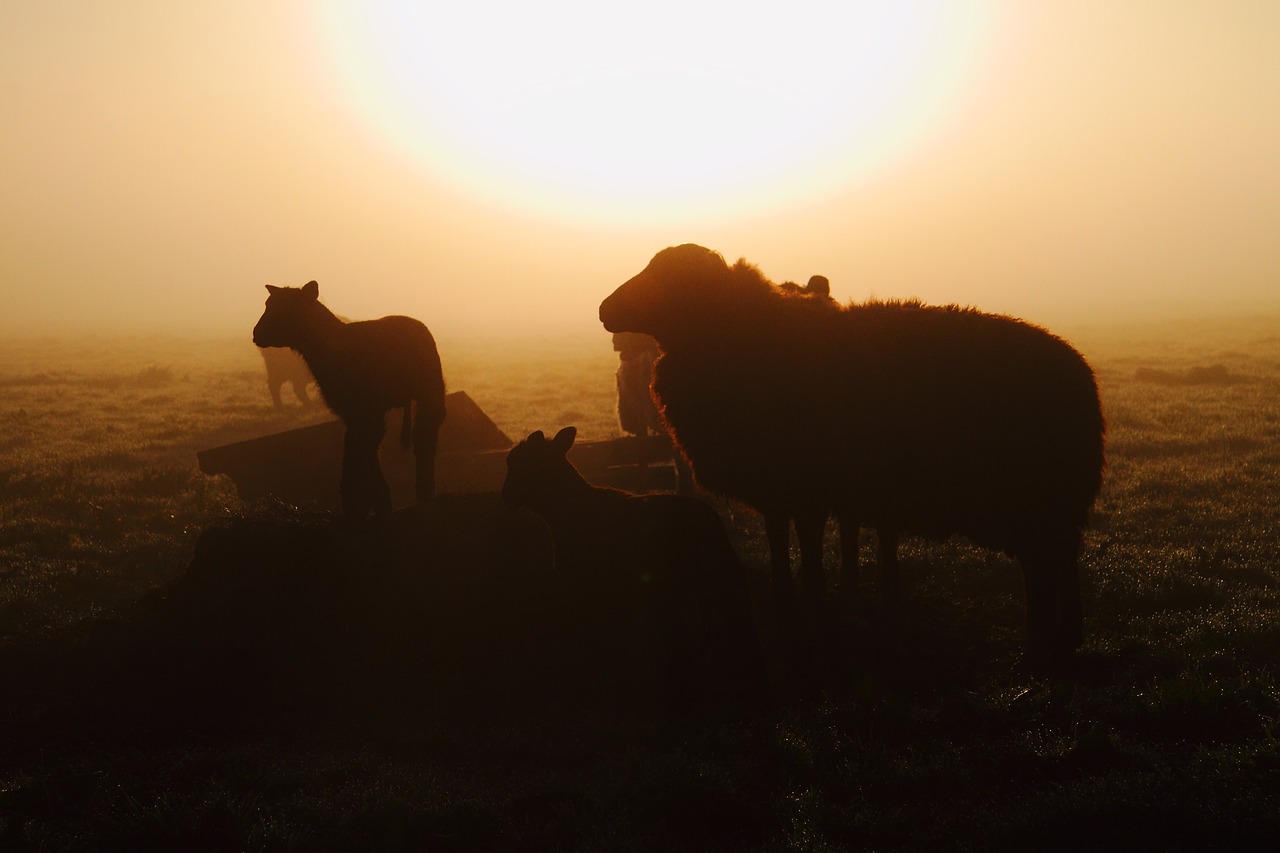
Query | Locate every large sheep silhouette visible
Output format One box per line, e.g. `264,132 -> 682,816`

599,244 -> 1105,663
252,281 -> 446,518
503,426 -> 765,705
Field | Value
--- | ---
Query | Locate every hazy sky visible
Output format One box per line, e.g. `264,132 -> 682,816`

3,0 -> 1278,340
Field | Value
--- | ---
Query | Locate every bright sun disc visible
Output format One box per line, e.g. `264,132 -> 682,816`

320,1 -> 992,224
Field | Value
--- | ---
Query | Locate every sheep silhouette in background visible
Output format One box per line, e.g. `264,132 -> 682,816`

779,274 -> 832,299
252,280 -> 446,519
600,244 -> 1105,665
259,346 -> 314,409
612,330 -> 693,495
612,331 -> 663,439
502,426 -> 765,706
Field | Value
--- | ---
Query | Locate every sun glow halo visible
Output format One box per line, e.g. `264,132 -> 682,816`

320,1 -> 991,224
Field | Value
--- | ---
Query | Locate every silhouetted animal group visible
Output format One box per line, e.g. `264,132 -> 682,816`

254,245 -> 1105,668
600,245 -> 1104,665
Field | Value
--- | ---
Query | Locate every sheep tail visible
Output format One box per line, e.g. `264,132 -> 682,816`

400,403 -> 413,450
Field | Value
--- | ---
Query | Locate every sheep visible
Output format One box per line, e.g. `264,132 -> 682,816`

779,274 -> 832,299
252,280 -> 446,519
599,244 -> 1105,664
259,345 -> 314,409
612,330 -> 694,495
502,426 -> 765,706
612,331 -> 663,438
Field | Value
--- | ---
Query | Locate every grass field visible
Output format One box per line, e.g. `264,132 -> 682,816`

1,318 -> 1278,850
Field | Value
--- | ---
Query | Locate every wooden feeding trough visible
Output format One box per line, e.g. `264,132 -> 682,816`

197,391 -> 680,510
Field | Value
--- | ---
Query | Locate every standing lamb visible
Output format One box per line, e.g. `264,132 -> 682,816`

502,426 -> 765,706
259,346 -> 314,409
252,280 -> 446,519
599,244 -> 1105,664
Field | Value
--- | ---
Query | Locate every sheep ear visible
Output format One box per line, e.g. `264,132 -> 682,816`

302,280 -> 319,299
552,426 -> 577,453
265,285 -> 282,295
525,430 -> 545,444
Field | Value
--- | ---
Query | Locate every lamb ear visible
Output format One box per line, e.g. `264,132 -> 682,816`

265,285 -> 281,295
525,430 -> 545,443
552,426 -> 577,453
302,280 -> 319,299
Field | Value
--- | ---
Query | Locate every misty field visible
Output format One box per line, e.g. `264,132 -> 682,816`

2,319 -> 1279,850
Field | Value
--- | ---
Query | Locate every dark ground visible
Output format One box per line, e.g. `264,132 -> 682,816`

2,328 -> 1279,850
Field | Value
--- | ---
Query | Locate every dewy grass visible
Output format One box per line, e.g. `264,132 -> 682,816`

1,322 -> 1279,849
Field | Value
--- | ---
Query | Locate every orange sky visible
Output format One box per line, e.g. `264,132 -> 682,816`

2,1 -> 1278,341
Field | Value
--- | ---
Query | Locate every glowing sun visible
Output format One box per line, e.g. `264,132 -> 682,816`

320,1 -> 992,224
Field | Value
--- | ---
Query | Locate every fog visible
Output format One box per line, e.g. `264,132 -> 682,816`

3,1 -> 1278,342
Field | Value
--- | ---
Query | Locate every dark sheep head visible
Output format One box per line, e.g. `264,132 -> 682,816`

805,275 -> 830,298
252,280 -> 322,348
599,244 -> 733,345
502,426 -> 578,511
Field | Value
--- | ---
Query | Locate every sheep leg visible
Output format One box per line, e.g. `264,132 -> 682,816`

1048,532 -> 1084,655
1018,532 -> 1084,667
1057,555 -> 1084,653
877,527 -> 901,603
291,379 -> 311,406
370,417 -> 392,518
268,379 -> 284,409
834,510 -> 860,598
339,422 -> 370,518
1018,557 -> 1056,667
764,511 -> 794,604
340,416 -> 388,519
794,510 -> 828,605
